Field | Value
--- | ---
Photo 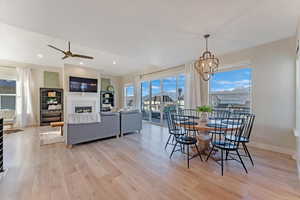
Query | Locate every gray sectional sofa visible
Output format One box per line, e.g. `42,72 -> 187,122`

66,111 -> 142,145
120,110 -> 142,136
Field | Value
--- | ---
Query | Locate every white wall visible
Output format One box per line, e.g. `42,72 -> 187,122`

219,37 -> 296,154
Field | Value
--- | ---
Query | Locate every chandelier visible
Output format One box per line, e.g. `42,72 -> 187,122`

195,34 -> 219,81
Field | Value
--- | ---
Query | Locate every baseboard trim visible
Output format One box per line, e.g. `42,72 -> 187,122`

247,142 -> 296,159
293,128 -> 299,137
0,169 -> 8,182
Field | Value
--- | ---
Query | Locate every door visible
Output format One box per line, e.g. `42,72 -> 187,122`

150,79 -> 162,124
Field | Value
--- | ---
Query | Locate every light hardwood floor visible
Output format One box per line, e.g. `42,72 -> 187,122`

0,123 -> 299,200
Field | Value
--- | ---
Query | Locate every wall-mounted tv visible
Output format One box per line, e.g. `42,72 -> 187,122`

69,76 -> 98,93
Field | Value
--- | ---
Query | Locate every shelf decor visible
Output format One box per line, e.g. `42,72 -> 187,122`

40,88 -> 64,126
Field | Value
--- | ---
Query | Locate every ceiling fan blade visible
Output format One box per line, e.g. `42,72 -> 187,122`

48,45 -> 65,54
72,54 -> 94,59
62,55 -> 68,60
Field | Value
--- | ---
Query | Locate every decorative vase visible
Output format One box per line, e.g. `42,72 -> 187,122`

200,112 -> 209,123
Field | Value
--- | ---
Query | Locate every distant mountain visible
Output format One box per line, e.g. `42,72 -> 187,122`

0,79 -> 16,86
211,86 -> 250,94
0,80 -> 16,94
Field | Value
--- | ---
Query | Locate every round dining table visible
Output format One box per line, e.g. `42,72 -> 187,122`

177,119 -> 239,155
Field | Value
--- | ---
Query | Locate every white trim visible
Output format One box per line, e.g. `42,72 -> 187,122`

248,142 -> 296,159
124,84 -> 135,108
294,128 -> 299,137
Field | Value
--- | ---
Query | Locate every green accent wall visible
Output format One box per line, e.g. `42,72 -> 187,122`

44,71 -> 60,88
101,78 -> 111,91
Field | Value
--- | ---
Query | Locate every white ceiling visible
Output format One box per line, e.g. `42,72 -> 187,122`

0,0 -> 300,76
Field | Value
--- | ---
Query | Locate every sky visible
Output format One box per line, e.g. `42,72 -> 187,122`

130,68 -> 252,98
210,68 -> 252,92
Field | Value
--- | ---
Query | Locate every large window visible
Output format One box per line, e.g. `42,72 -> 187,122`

124,85 -> 134,108
209,68 -> 252,112
0,79 -> 16,110
141,74 -> 185,125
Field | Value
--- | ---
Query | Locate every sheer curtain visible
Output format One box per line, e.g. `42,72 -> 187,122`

16,67 -> 36,128
133,76 -> 141,110
184,62 -> 209,109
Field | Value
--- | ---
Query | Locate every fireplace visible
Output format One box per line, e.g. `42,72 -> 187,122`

75,106 -> 92,113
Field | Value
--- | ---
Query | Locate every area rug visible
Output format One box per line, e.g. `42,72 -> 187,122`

40,127 -> 64,146
4,129 -> 23,135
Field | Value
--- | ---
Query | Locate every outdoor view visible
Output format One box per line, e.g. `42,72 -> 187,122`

141,74 -> 185,124
209,68 -> 252,112
0,79 -> 16,110
124,85 -> 134,107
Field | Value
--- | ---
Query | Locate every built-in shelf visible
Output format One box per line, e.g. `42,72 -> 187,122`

100,91 -> 114,112
40,88 -> 64,126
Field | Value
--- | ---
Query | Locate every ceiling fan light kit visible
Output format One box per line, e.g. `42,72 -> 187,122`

48,41 -> 94,60
195,34 -> 219,81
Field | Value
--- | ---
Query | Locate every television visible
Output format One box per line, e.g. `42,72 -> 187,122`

69,76 -> 98,93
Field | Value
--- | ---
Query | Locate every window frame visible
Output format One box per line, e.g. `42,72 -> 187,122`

140,73 -> 186,125
208,66 -> 253,112
124,84 -> 135,108
0,78 -> 17,110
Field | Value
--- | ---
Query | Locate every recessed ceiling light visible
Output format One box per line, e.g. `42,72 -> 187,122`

79,61 -> 84,65
37,54 -> 43,58
113,60 -> 116,65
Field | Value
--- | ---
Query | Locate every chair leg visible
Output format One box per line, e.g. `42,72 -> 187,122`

187,145 -> 190,168
165,134 -> 172,149
169,141 -> 178,159
225,150 -> 229,160
236,150 -> 248,174
221,149 -> 224,176
194,144 -> 203,161
172,135 -> 175,143
206,146 -> 215,161
243,143 -> 254,167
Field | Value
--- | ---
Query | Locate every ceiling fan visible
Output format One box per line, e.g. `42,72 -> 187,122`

48,41 -> 94,60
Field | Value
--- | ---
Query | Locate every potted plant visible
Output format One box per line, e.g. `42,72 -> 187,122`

196,105 -> 213,122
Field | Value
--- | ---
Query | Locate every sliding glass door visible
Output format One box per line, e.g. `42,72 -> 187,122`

141,74 -> 185,126
162,77 -> 177,125
177,74 -> 185,111
150,80 -> 162,123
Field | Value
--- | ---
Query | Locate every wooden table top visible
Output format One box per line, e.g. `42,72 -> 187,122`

177,120 -> 238,132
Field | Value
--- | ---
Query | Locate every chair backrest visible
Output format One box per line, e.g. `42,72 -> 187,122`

166,110 -> 177,134
210,109 -> 231,119
178,109 -> 199,118
170,113 -> 186,136
210,113 -> 246,149
177,109 -> 200,134
241,113 -> 255,140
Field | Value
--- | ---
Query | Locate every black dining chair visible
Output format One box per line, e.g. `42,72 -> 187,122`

208,109 -> 231,136
209,109 -> 231,120
178,109 -> 200,136
206,114 -> 247,175
165,110 -> 184,149
225,114 -> 255,166
169,113 -> 203,168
